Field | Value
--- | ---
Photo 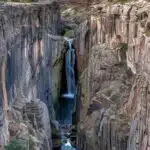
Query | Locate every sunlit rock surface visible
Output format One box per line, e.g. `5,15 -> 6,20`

76,1 -> 150,150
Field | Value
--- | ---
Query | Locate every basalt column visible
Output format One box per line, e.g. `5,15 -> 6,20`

0,2 -> 65,149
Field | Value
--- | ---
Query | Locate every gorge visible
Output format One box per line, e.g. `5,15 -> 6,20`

1,0 -> 150,150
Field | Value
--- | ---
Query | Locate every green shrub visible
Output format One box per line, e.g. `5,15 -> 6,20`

4,138 -> 26,150
64,30 -> 74,38
120,43 -> 128,51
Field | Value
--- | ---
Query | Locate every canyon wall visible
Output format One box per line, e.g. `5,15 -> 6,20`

77,1 -> 150,150
0,2 -> 64,149
75,19 -> 90,74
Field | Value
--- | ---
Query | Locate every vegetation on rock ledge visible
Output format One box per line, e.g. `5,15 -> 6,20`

4,138 -> 26,150
4,136 -> 36,150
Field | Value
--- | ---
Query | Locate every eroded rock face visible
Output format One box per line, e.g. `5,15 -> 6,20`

0,2 -> 64,149
78,43 -> 133,150
77,1 -> 150,150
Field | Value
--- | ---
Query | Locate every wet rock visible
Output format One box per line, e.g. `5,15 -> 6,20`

51,120 -> 61,149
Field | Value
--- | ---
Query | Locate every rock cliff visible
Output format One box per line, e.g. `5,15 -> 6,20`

76,1 -> 150,150
2,0 -> 150,149
0,2 -> 64,149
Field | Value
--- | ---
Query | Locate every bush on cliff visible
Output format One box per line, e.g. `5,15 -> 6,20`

4,138 -> 26,150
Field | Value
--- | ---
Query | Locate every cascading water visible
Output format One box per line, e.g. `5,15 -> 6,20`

62,39 -> 76,99
57,38 -> 77,150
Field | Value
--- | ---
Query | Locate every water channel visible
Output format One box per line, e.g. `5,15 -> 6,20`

56,39 -> 77,150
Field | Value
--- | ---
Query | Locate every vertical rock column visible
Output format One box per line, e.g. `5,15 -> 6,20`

0,2 -> 63,148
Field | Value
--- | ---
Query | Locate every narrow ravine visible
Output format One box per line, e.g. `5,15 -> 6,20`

2,1 -> 150,150
56,39 -> 77,150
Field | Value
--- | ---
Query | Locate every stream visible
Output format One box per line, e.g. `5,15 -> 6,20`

57,39 -> 77,150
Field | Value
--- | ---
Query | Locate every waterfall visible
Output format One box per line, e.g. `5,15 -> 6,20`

61,138 -> 76,150
59,39 -> 77,150
62,39 -> 76,99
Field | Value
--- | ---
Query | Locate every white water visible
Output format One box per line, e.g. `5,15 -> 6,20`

61,138 -> 76,150
62,39 -> 76,99
60,39 -> 77,150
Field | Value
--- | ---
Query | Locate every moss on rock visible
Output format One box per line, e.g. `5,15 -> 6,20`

64,30 -> 75,38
